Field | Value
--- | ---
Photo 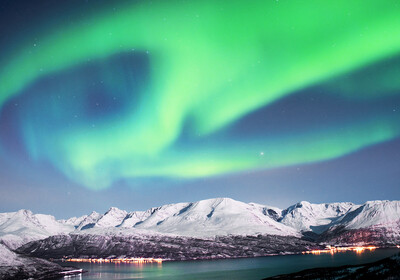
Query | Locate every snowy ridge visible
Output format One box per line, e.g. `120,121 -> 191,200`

133,198 -> 298,237
95,207 -> 127,228
118,211 -> 151,228
70,198 -> 299,237
59,215 -> 87,227
0,210 -> 73,249
248,202 -> 283,221
134,202 -> 191,229
279,201 -> 357,233
75,211 -> 101,230
1,198 -> 400,250
318,200 -> 400,245
333,200 -> 400,230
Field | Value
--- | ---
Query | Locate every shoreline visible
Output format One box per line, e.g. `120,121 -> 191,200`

56,245 -> 400,263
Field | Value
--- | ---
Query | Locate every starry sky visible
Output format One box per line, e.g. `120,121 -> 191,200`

0,0 -> 399,218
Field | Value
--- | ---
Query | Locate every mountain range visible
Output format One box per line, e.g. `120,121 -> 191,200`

0,197 -> 399,278
1,198 -> 400,251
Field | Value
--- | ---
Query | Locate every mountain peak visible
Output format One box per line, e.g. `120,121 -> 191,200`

364,200 -> 391,205
338,200 -> 400,230
105,207 -> 123,214
297,201 -> 312,207
280,201 -> 357,234
16,209 -> 34,217
88,211 -> 99,217
199,197 -> 236,204
94,207 -> 128,228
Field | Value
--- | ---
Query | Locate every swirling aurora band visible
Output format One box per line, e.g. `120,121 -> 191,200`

0,0 -> 399,189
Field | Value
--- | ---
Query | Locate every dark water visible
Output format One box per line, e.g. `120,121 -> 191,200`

60,248 -> 400,280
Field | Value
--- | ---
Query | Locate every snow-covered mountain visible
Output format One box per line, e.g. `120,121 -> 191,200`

74,211 -> 102,230
59,215 -> 87,227
95,207 -> 128,228
118,210 -> 152,228
320,200 -> 400,245
335,200 -> 400,230
279,201 -> 357,234
248,202 -> 283,221
133,198 -> 298,237
1,198 -> 399,251
64,198 -> 299,237
0,210 -> 73,249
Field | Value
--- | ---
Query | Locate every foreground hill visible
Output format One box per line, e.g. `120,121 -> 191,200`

17,232 -> 319,261
0,243 -> 80,280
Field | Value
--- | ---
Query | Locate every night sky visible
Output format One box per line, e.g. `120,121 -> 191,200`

0,0 -> 399,218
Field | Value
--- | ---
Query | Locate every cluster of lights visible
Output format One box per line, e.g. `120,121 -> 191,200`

65,257 -> 163,264
303,245 -> 378,255
63,245 -> 400,263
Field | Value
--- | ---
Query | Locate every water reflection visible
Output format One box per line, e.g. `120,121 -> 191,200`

60,248 -> 400,280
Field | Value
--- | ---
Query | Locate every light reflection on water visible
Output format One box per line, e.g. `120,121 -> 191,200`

59,248 -> 400,280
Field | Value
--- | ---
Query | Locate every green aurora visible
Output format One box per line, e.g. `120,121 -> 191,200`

1,0 -> 400,189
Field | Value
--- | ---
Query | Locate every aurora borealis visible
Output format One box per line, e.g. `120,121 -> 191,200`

0,0 -> 399,216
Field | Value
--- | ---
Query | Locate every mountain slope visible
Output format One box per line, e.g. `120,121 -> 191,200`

0,243 -> 81,279
0,210 -> 73,249
95,207 -> 127,228
75,211 -> 102,230
248,203 -> 283,221
118,211 -> 151,228
279,201 -> 357,234
134,198 -> 299,237
18,233 -> 320,261
336,200 -> 400,229
320,200 -> 400,245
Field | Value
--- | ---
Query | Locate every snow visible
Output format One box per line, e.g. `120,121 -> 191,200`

35,214 -> 73,234
0,243 -> 22,266
0,212 -> 15,226
1,198 -> 399,250
76,211 -> 102,230
134,202 -> 192,228
0,210 -> 73,249
0,243 -> 82,279
118,211 -> 151,228
279,201 -> 357,233
59,215 -> 87,227
337,200 -> 400,230
134,198 -> 299,237
248,202 -> 283,221
95,207 -> 127,228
